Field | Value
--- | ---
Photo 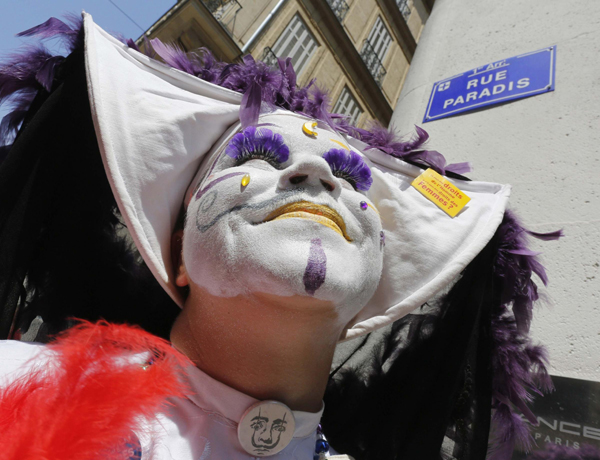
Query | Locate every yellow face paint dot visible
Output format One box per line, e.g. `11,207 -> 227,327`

241,174 -> 250,187
302,121 -> 318,137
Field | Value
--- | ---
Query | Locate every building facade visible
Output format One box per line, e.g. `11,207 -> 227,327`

392,0 -> 600,383
138,0 -> 433,128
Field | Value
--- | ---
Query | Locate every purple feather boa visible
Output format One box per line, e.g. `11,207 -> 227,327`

148,39 -> 468,174
0,16 -> 466,172
488,210 -> 562,459
0,15 -> 82,145
0,15 -> 468,178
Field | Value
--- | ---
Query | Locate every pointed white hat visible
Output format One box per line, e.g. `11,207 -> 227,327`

84,14 -> 510,341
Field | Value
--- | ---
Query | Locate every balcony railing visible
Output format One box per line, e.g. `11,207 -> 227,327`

360,41 -> 387,87
261,47 -> 279,68
204,0 -> 241,20
326,0 -> 350,23
396,0 -> 411,20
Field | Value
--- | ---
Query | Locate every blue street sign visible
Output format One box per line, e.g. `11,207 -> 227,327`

423,46 -> 556,123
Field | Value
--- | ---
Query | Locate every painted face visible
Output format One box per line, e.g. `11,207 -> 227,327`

183,113 -> 384,321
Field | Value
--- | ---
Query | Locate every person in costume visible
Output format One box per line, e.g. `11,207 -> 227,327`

0,14 -> 560,460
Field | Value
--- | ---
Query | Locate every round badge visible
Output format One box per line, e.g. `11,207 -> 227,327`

237,400 -> 296,456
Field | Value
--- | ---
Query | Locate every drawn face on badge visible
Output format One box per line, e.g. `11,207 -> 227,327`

183,113 -> 384,321
250,410 -> 288,453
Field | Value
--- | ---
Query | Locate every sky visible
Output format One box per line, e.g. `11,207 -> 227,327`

0,0 -> 177,123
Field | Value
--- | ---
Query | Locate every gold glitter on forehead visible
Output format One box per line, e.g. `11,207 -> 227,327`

329,138 -> 350,150
367,203 -> 380,215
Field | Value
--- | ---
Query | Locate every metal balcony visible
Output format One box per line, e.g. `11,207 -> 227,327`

203,0 -> 242,21
396,0 -> 411,20
360,41 -> 387,87
261,47 -> 279,68
326,0 -> 350,23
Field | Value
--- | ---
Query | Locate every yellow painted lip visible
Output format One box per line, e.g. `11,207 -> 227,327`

263,201 -> 352,241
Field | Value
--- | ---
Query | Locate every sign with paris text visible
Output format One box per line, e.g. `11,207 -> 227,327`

512,375 -> 600,459
423,46 -> 556,123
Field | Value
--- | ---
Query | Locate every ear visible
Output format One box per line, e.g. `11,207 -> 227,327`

171,229 -> 189,287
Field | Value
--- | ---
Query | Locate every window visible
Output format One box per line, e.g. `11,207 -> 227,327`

333,87 -> 363,125
365,17 -> 392,63
396,0 -> 412,21
360,17 -> 392,86
271,15 -> 318,75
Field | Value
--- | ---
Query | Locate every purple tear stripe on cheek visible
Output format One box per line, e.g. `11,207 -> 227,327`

303,238 -> 327,296
195,172 -> 247,201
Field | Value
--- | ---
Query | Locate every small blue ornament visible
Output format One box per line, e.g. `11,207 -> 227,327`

315,439 -> 330,453
360,201 -> 368,210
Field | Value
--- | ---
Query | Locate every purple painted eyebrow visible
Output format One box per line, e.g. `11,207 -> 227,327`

195,172 -> 246,201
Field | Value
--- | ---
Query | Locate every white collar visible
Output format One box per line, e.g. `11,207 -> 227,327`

182,363 -> 324,438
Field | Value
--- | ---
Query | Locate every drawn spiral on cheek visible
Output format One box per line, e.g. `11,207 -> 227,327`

195,190 -> 218,234
199,190 -> 218,213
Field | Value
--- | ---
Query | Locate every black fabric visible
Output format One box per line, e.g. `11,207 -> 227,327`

323,238 -> 498,460
0,49 -> 178,340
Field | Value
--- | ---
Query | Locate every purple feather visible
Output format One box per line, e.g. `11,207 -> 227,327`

150,38 -> 224,84
488,210 -> 562,459
489,404 -> 533,460
225,126 -> 289,166
16,15 -> 83,52
323,148 -> 372,191
125,38 -> 140,52
0,47 -> 54,144
35,55 -> 65,91
220,54 -> 282,127
404,125 -> 429,151
0,15 -> 82,145
354,122 -> 471,176
150,38 -> 199,76
445,161 -> 472,175
526,229 -> 564,241
17,17 -> 74,39
306,85 -> 335,129
276,57 -> 296,108
290,78 -> 315,114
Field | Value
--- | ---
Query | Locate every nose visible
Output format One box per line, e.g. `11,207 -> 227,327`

278,156 -> 338,195
259,432 -> 272,443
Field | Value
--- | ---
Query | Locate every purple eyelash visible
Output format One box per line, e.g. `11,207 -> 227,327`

225,126 -> 289,167
323,149 -> 372,191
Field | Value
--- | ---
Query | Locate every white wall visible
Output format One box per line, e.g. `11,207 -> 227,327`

391,0 -> 600,381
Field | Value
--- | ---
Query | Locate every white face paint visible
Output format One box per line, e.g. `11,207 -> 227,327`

183,113 -> 384,321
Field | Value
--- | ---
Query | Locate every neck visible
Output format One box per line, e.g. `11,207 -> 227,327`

170,289 -> 343,413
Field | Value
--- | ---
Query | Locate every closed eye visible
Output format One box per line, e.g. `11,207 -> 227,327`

226,126 -> 289,169
323,148 -> 373,191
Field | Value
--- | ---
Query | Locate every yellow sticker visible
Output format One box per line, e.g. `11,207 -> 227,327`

411,168 -> 470,217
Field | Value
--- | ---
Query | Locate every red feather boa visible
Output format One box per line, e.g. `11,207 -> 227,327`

0,321 -> 190,459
